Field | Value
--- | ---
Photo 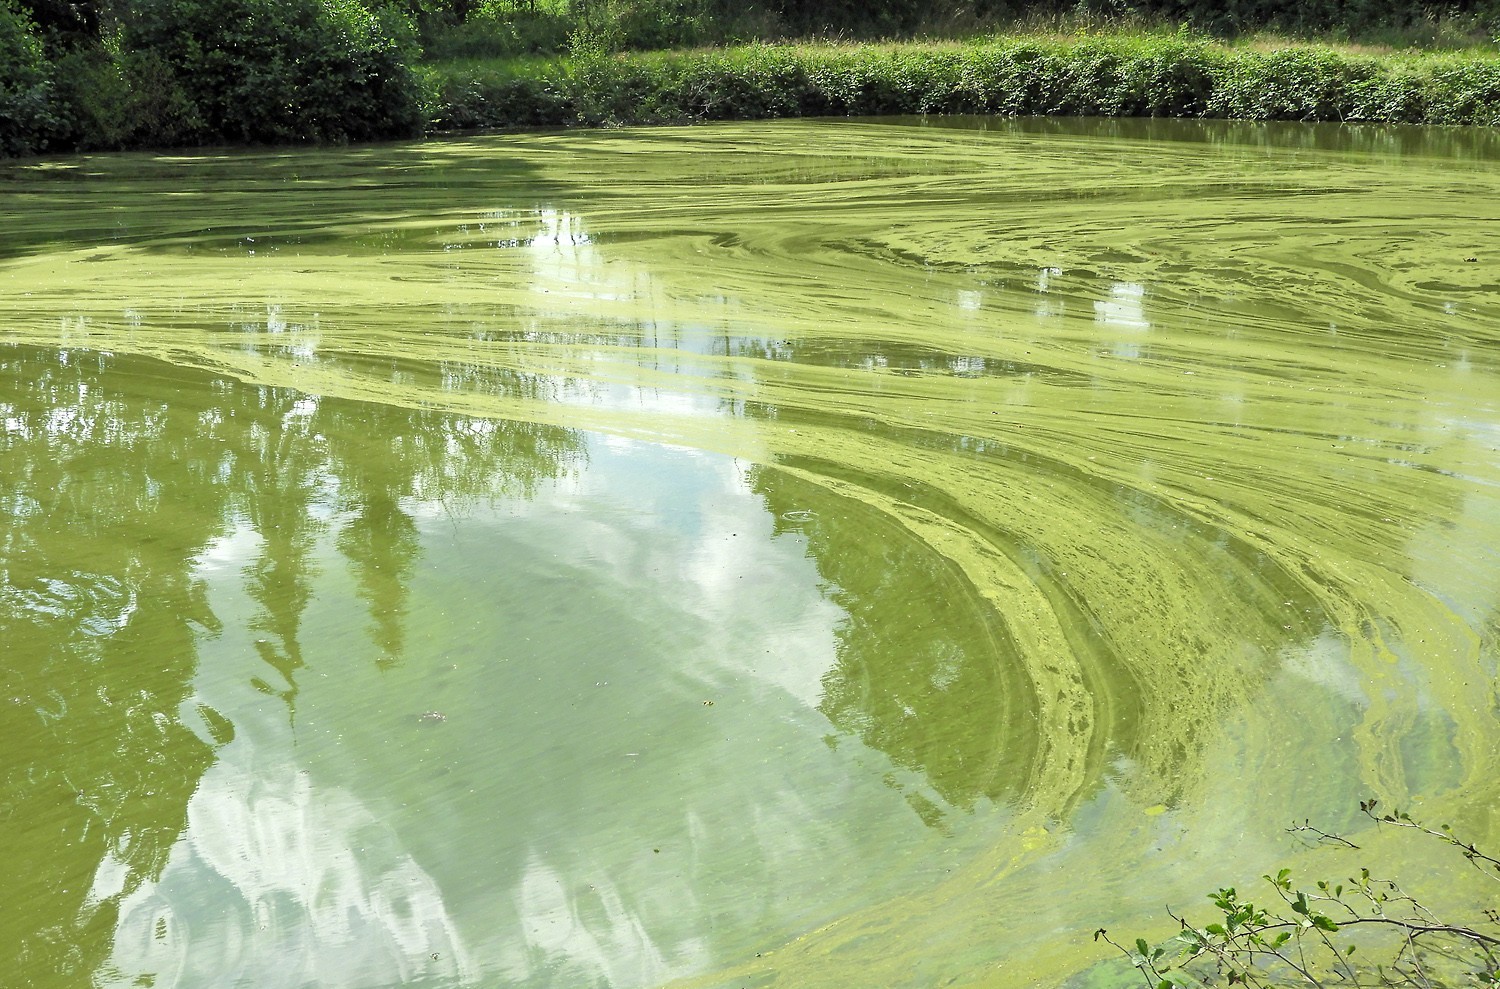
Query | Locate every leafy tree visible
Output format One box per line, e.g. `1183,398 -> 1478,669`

0,0 -> 65,154
11,0 -> 98,45
115,0 -> 426,145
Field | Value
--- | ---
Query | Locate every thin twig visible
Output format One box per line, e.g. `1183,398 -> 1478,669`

1290,820 -> 1361,849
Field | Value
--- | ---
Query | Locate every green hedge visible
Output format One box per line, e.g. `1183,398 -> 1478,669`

426,35 -> 1500,130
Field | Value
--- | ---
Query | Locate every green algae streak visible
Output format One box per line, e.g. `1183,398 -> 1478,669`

2,117 -> 1498,989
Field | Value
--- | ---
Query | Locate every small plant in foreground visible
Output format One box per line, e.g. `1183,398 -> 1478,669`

1095,801 -> 1500,988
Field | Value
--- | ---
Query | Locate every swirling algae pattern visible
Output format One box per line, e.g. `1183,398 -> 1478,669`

2,117 -> 1499,987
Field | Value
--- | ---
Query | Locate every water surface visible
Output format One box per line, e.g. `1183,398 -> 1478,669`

3,117 -> 1499,989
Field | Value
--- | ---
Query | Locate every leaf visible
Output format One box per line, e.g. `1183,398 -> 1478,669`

1136,938 -> 1151,957
1205,924 -> 1226,937
1312,914 -> 1339,932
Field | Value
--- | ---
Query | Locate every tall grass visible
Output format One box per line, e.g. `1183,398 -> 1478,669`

424,32 -> 1500,131
416,0 -> 1500,60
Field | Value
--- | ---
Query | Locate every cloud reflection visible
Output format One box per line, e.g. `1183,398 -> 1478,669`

105,752 -> 475,989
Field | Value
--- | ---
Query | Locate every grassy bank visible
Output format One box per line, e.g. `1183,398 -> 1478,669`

425,33 -> 1500,132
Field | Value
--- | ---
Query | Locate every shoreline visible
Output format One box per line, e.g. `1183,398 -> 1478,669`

6,31 -> 1500,160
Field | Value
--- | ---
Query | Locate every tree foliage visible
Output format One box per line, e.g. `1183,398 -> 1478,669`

115,0 -> 426,145
0,0 -> 65,154
12,0 -> 99,44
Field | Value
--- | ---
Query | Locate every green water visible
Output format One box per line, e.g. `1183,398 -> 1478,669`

2,117 -> 1498,989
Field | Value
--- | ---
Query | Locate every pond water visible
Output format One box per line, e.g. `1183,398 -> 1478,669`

2,117 -> 1498,989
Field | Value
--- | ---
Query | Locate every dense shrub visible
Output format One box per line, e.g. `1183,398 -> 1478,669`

116,0 -> 426,145
12,0 -> 100,46
0,0 -> 65,154
440,0 -> 1500,49
417,0 -> 730,57
1420,56 -> 1500,123
1131,0 -> 1500,38
1202,46 -> 1371,120
766,0 -> 1026,37
609,0 -> 713,49
422,35 -> 1500,132
46,43 -> 204,149
422,56 -> 570,127
423,7 -> 573,59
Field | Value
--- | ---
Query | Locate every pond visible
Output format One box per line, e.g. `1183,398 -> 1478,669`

2,116 -> 1498,989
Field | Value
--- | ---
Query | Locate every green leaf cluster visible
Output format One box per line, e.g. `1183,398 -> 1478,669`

0,0 -> 67,154
1,0 -> 427,154
113,0 -> 426,145
1095,805 -> 1500,989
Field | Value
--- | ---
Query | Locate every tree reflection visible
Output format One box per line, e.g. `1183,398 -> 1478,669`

749,463 -> 1041,826
337,492 -> 420,667
0,343 -> 584,984
241,389 -> 324,714
0,348 -> 228,984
